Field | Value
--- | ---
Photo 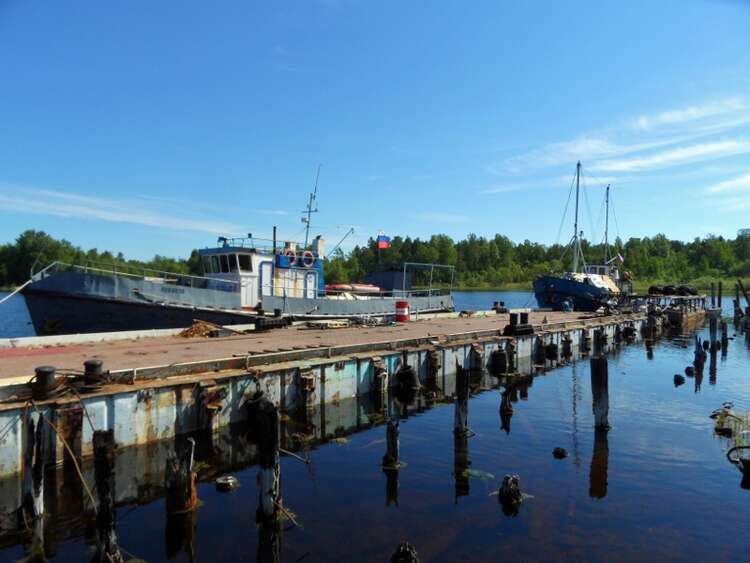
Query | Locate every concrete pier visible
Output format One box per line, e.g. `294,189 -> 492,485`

0,311 -> 656,482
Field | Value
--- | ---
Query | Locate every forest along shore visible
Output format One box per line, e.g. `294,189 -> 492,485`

2,230 -> 750,291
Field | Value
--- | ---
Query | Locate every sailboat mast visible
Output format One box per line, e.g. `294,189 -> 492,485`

572,161 -> 581,273
604,184 -> 610,264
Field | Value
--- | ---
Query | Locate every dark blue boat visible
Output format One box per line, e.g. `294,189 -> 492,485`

533,163 -> 626,312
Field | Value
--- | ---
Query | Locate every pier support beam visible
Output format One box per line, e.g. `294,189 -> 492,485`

382,419 -> 400,507
590,356 -> 609,429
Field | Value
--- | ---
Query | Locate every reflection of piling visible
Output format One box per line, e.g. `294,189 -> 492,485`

255,399 -> 281,524
453,432 -> 470,500
499,389 -> 513,434
721,320 -> 729,353
589,427 -> 609,499
709,348 -> 717,385
382,420 -> 400,506
709,314 -> 718,351
454,363 -> 469,436
590,357 -> 609,429
165,438 -> 198,514
93,430 -> 123,563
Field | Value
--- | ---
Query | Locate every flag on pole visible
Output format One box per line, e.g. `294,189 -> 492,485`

377,234 -> 390,249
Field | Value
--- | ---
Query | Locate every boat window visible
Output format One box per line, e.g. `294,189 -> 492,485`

599,267 -> 606,275
201,256 -> 212,274
210,255 -> 220,273
228,254 -> 239,272
220,254 -> 230,273
238,254 -> 252,272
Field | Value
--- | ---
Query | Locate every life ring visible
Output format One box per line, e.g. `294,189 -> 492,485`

284,249 -> 297,265
302,250 -> 315,267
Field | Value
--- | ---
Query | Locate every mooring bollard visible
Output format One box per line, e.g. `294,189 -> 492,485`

454,362 -> 470,436
590,356 -> 609,429
93,430 -> 123,563
589,427 -> 609,499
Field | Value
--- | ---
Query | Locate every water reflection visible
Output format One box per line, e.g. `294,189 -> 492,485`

589,428 -> 609,499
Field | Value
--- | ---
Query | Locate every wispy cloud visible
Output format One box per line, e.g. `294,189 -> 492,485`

492,95 -> 750,177
414,212 -> 468,224
707,171 -> 750,193
632,97 -> 746,131
0,186 -> 244,234
590,139 -> 750,173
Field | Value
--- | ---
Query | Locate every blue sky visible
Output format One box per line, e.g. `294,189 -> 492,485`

1,0 -> 749,260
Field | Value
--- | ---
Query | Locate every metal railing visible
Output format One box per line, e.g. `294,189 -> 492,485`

34,261 -> 240,292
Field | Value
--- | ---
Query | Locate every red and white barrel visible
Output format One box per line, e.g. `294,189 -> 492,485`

395,300 -> 410,322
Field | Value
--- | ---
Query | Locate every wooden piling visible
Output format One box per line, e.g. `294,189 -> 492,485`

711,282 -> 716,308
454,362 -> 469,436
718,281 -> 723,309
93,430 -> 123,563
590,356 -> 609,429
255,399 -> 281,525
382,419 -> 400,469
20,412 -> 45,524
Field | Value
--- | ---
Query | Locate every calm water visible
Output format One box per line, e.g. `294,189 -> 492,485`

2,323 -> 749,562
0,290 -> 533,338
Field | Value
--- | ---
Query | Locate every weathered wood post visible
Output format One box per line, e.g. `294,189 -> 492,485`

721,320 -> 729,353
710,282 -> 715,308
19,411 -> 46,559
93,430 -> 123,563
454,361 -> 469,436
709,313 -> 718,351
718,281 -> 723,309
590,356 -> 609,429
255,399 -> 281,524
589,427 -> 609,499
255,398 -> 282,563
382,419 -> 400,469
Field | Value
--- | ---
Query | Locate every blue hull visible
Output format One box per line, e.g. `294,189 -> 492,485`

533,275 -> 614,312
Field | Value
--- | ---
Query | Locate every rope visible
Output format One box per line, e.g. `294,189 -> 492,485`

554,172 -> 577,247
0,278 -> 34,305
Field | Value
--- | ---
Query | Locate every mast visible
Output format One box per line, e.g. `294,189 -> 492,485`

303,164 -> 321,249
604,184 -> 610,264
572,161 -> 581,273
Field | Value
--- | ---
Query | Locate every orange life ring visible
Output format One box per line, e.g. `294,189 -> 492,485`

284,249 -> 297,265
302,250 -> 315,267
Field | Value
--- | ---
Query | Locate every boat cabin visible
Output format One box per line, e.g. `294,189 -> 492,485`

199,236 -> 325,308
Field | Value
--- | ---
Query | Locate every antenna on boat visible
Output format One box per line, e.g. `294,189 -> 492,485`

604,184 -> 610,264
303,164 -> 321,249
572,161 -> 581,273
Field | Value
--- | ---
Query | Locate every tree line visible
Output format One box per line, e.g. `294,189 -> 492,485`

2,229 -> 749,289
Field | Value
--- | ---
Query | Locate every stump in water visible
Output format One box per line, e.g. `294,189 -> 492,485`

391,541 -> 420,563
498,474 -> 523,516
165,438 -> 198,514
454,362 -> 469,436
93,430 -> 123,563
382,419 -> 401,470
590,356 -> 609,429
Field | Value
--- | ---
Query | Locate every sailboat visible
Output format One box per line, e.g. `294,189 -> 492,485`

533,162 -> 629,312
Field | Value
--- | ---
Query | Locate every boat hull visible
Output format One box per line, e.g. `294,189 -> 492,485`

22,289 -> 259,335
533,275 -> 614,312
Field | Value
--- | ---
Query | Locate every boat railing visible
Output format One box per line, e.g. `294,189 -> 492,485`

262,279 -> 450,299
35,261 -> 240,292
